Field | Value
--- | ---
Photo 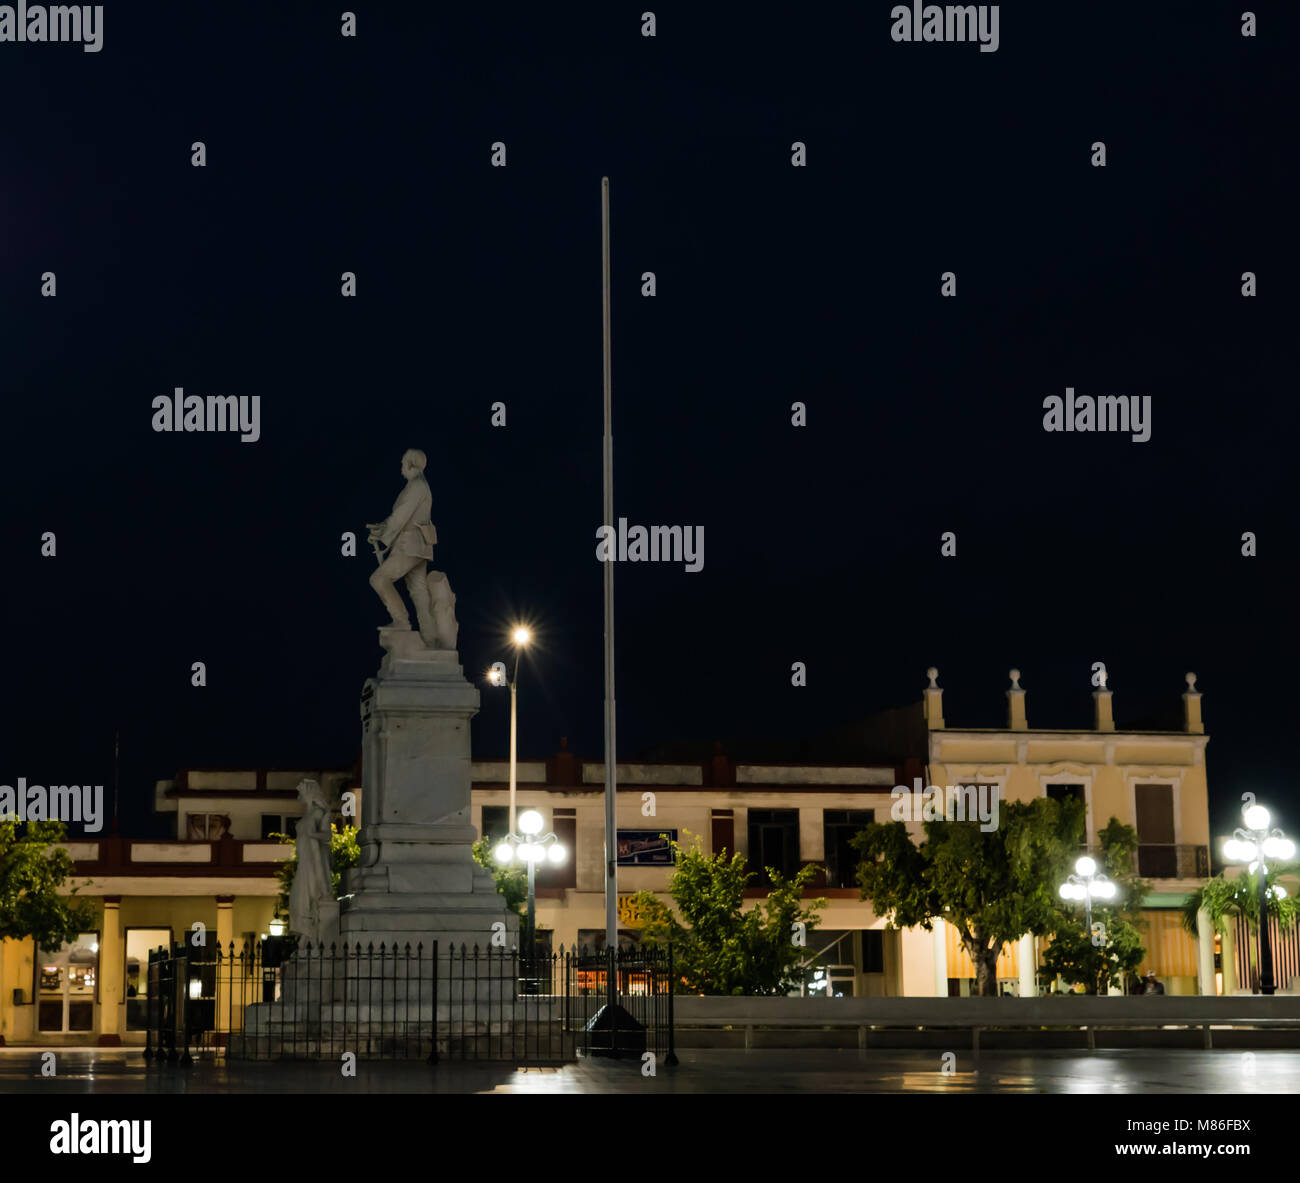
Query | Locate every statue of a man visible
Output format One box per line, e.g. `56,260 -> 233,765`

367,449 -> 440,642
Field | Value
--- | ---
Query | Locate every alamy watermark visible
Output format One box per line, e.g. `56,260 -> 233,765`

0,778 -> 104,831
1042,387 -> 1151,443
890,4 -> 1000,53
596,518 -> 704,572
50,1114 -> 151,1163
0,5 -> 103,52
891,778 -> 1000,832
151,388 -> 261,442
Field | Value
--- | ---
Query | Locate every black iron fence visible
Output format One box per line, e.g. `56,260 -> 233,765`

142,940 -> 676,1066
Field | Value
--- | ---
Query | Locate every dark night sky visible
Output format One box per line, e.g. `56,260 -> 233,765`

1,3 -> 1295,843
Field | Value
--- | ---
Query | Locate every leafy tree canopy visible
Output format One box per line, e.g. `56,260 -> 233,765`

471,836 -> 530,945
0,819 -> 97,952
273,823 -> 361,914
629,836 -> 826,995
1038,818 -> 1149,995
853,795 -> 1084,996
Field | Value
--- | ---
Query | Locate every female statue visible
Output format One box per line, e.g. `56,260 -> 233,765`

289,778 -> 333,944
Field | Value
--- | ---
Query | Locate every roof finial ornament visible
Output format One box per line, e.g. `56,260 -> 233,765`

1009,668 -> 1021,691
926,667 -> 939,689
1185,672 -> 1198,692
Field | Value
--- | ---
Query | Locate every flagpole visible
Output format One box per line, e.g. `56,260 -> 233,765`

601,177 -> 618,976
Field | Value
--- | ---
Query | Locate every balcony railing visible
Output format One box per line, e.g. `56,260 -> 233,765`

1137,843 -> 1210,879
1074,843 -> 1210,880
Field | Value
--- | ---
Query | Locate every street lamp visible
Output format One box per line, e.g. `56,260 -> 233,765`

493,808 -> 566,966
486,625 -> 532,835
1059,855 -> 1118,976
1223,803 -> 1295,995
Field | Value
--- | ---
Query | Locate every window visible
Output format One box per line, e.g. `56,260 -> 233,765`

1135,783 -> 1176,876
36,932 -> 99,1033
577,928 -> 640,955
860,930 -> 884,974
747,809 -> 799,884
711,809 -> 735,856
186,813 -> 231,840
260,813 -> 293,839
125,927 -> 172,1029
536,810 -> 576,889
1046,784 -> 1086,837
823,809 -> 874,888
480,805 -> 509,845
1046,784 -> 1085,807
801,929 -> 857,996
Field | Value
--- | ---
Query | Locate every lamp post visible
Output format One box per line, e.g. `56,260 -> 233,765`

1223,804 -> 1294,995
487,626 -> 531,835
493,809 -> 566,966
1059,855 -> 1118,992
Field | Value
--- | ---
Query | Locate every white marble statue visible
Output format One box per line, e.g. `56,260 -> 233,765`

426,570 -> 458,650
366,449 -> 459,649
288,779 -> 334,945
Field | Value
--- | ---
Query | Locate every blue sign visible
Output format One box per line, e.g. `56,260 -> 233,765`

616,829 -> 676,866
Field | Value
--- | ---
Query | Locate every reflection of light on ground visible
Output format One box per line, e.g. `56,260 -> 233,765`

897,1072 -> 979,1090
1056,1055 -> 1153,1094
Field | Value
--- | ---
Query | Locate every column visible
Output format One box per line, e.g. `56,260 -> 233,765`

1017,933 -> 1036,997
97,897 -> 123,1046
896,925 -> 940,996
932,922 -> 949,996
1196,908 -> 1217,996
215,896 -> 235,1036
0,938 -> 8,1046
1220,917 -> 1237,996
881,928 -> 901,996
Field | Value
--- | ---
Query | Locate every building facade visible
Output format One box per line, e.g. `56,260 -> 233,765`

475,670 -> 1234,998
921,668 -> 1216,995
3,669 -> 1278,1047
0,769 -> 348,1046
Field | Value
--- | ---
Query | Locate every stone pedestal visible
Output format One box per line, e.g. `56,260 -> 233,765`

338,628 -> 518,957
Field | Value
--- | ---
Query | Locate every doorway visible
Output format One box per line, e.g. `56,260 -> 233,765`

36,932 -> 100,1033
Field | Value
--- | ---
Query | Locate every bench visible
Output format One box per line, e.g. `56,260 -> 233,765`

672,995 -> 1300,1055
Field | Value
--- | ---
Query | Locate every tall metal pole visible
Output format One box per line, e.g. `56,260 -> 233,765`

508,678 -> 518,836
601,176 -> 618,980
527,856 -> 536,965
112,730 -> 120,830
1258,868 -> 1276,995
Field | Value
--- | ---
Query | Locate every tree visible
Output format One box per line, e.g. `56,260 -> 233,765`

1182,865 -> 1299,989
853,795 -> 1082,996
1038,818 -> 1149,995
628,836 -> 826,995
273,824 -> 360,915
0,819 -> 97,952
471,836 -> 530,947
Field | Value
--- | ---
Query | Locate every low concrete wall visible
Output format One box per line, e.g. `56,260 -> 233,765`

673,995 -> 1300,1027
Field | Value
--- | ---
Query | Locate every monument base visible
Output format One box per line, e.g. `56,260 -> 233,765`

338,631 -> 518,961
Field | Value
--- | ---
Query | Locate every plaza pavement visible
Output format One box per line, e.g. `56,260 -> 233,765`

1,1046 -> 1297,1093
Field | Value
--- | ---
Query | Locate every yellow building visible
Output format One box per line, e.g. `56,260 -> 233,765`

922,667 -> 1216,995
